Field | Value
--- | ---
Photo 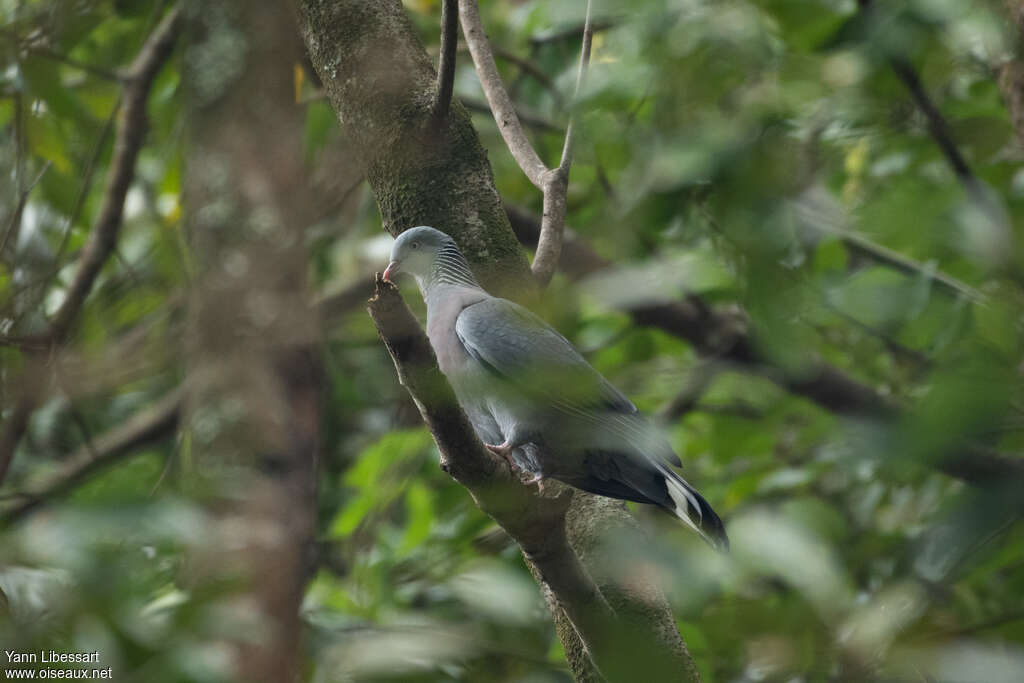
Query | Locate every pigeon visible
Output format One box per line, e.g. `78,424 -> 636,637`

383,226 -> 728,549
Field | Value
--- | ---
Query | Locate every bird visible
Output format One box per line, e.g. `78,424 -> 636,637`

383,225 -> 728,550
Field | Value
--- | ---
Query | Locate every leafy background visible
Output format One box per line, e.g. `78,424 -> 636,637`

2,0 -> 1024,681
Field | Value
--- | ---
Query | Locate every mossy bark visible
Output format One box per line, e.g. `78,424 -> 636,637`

297,0 -> 529,298
297,1 -> 701,680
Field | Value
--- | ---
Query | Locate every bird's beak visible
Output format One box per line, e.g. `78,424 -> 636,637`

382,261 -> 400,283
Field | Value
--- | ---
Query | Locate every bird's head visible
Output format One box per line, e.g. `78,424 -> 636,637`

383,225 -> 466,286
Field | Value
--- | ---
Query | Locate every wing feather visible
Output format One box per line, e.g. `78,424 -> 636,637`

455,297 -> 636,415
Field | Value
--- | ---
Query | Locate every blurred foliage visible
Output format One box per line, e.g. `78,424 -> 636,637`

2,0 -> 1024,681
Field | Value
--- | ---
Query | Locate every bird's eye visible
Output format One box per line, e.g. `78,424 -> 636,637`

411,241 -> 420,250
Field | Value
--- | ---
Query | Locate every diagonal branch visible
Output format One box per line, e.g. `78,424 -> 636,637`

367,275 -> 642,681
47,6 -> 182,342
556,0 -> 593,177
0,160 -> 51,261
0,6 -> 182,488
27,46 -> 123,82
459,0 -> 594,287
460,96 -> 559,132
857,0 -> 1002,224
531,0 -> 594,288
487,45 -> 565,109
430,0 -> 459,126
823,224 -> 985,304
459,0 -> 549,184
0,396 -> 38,488
0,389 -> 182,526
301,5 -> 701,678
504,204 -> 1024,490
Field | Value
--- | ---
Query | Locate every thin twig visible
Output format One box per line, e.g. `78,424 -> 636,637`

367,276 -> 646,680
831,226 -> 985,304
658,360 -> 722,422
430,0 -> 459,126
28,46 -> 123,82
858,0 -> 1001,223
47,6 -> 181,342
0,390 -> 182,526
0,160 -> 51,260
460,96 -> 559,132
68,406 -> 100,462
489,45 -> 565,109
0,6 -> 182,484
557,0 -> 593,176
1,93 -> 26,262
45,101 -> 121,294
888,58 -> 975,184
529,18 -> 617,46
458,0 -> 594,287
532,0 -> 594,287
503,204 -> 1024,489
458,0 -> 549,185
0,396 -> 37,486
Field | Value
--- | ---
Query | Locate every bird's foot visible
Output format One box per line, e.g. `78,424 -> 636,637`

523,472 -> 546,494
485,441 -> 520,473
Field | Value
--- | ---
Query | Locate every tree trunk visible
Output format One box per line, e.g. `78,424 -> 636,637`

183,3 -> 322,681
297,1 -> 701,680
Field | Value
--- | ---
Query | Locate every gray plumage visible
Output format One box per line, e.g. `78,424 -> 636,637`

384,226 -> 728,549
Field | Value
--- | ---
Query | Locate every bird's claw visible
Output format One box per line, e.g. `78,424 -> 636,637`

485,441 -> 514,458
523,472 -> 546,494
485,442 -> 520,473
485,442 -> 545,492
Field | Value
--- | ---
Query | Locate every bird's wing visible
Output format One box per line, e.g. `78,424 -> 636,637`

455,297 -> 636,416
456,298 -> 684,467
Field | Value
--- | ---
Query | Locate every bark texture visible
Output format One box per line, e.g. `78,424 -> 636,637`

298,2 -> 701,681
297,0 -> 529,298
184,3 -> 322,682
1001,1 -> 1024,144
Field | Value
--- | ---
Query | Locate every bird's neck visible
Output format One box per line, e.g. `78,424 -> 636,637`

421,244 -> 483,294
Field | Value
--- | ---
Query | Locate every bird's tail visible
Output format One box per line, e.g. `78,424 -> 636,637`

657,465 -> 729,551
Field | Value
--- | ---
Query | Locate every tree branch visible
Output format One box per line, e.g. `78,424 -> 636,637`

27,46 -> 124,82
458,0 -> 550,185
658,360 -> 723,421
367,276 -> 696,682
824,223 -> 985,304
300,4 -> 701,678
185,3 -> 324,679
0,390 -> 182,526
487,45 -> 565,109
529,18 -> 617,46
460,96 -> 560,132
0,5 -> 182,489
530,0 -> 593,288
47,5 -> 182,342
45,101 -> 121,300
0,160 -> 51,261
534,172 -> 569,285
367,277 -> 619,676
858,0 -> 1001,223
504,204 -> 1024,489
430,0 -> 459,127
1,93 -> 26,263
0,396 -> 38,487
557,0 -> 593,177
458,0 -> 593,287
